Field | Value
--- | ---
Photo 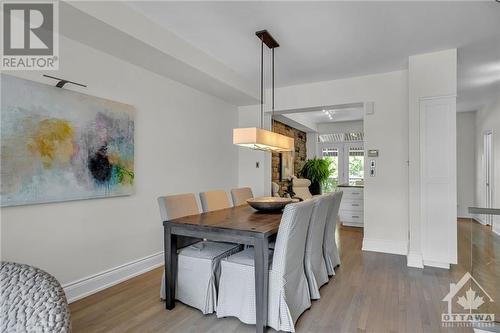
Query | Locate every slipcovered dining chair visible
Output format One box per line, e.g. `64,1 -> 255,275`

158,193 -> 240,314
304,195 -> 330,299
292,177 -> 313,200
216,200 -> 314,332
324,191 -> 343,276
230,187 -> 254,206
200,189 -> 231,212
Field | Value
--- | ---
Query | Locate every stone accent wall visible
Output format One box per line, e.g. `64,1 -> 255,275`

271,120 -> 307,194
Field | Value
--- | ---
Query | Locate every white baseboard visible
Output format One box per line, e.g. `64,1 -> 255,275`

493,224 -> 500,236
473,215 -> 489,226
362,238 -> 407,256
423,259 -> 450,269
63,251 -> 164,304
407,251 -> 424,268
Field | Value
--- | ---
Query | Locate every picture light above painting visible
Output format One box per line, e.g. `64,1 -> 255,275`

0,75 -> 135,207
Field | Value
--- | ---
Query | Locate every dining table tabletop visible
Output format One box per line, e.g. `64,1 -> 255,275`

162,203 -> 283,333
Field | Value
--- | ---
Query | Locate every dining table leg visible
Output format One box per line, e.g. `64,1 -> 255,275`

164,224 -> 177,310
254,237 -> 269,333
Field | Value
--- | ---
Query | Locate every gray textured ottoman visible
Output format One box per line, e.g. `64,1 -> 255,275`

0,262 -> 71,333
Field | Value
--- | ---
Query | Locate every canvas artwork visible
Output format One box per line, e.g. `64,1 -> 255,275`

280,152 -> 294,181
1,75 -> 135,207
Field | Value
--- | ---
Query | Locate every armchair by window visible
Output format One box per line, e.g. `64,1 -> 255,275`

292,177 -> 313,200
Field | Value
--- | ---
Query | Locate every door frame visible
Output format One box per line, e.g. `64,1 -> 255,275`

482,130 -> 494,225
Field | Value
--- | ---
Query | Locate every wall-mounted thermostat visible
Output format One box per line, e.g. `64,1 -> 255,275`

368,149 -> 379,157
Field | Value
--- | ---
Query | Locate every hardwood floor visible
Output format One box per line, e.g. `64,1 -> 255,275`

70,219 -> 499,332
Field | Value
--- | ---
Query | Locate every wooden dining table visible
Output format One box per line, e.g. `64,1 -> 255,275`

163,204 -> 283,333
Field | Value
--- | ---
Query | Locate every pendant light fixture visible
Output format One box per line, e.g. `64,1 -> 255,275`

233,30 -> 294,152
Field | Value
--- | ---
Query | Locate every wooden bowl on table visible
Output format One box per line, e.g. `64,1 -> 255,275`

246,197 -> 294,212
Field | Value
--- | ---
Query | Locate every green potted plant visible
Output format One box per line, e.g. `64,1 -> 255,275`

298,158 -> 332,195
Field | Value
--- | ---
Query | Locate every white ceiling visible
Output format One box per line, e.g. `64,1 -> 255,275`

290,108 -> 364,124
129,1 -> 500,112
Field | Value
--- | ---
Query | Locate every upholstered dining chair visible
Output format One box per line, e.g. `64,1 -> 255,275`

303,195 -> 330,300
216,200 -> 314,332
323,191 -> 343,276
292,177 -> 313,200
158,193 -> 240,314
200,189 -> 231,212
230,187 -> 254,206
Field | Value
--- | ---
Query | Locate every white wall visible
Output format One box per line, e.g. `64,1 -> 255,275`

239,71 -> 410,255
317,120 -> 363,134
0,36 -> 239,298
408,49 -> 457,268
457,112 -> 476,218
475,94 -> 500,235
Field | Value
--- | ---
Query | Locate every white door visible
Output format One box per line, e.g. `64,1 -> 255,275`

420,97 -> 457,267
319,141 -> 364,192
483,131 -> 493,225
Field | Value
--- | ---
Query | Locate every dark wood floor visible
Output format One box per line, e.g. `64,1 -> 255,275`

70,219 -> 499,332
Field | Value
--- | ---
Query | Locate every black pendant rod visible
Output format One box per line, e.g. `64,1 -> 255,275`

255,30 -> 279,130
260,39 -> 264,129
272,47 -> 275,121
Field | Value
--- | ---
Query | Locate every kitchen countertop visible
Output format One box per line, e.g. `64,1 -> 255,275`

337,183 -> 364,188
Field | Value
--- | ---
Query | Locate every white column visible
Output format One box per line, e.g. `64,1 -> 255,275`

408,49 -> 457,268
306,132 -> 319,159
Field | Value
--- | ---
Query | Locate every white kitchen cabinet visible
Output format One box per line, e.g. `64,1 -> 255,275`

337,185 -> 364,227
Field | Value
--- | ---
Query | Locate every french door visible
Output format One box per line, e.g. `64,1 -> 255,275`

319,141 -> 364,192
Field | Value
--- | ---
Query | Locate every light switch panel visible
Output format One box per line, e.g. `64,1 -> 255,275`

370,160 -> 376,177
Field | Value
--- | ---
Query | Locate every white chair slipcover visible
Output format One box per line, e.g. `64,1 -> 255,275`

230,187 -> 254,206
216,200 -> 314,332
199,189 -> 231,212
292,177 -> 313,200
271,182 -> 280,197
324,191 -> 343,276
158,193 -> 240,314
304,195 -> 330,300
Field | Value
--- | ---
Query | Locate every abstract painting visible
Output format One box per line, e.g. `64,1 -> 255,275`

1,75 -> 135,206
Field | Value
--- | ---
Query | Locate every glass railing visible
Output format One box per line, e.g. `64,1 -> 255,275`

458,207 -> 500,330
